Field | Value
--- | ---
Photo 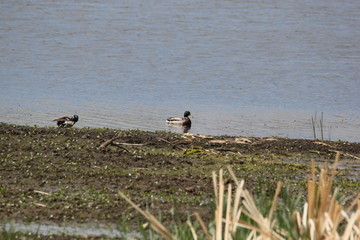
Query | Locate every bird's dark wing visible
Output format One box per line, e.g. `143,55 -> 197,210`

52,116 -> 71,122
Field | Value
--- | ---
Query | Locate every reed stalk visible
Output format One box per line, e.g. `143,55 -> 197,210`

320,112 -> 324,140
119,152 -> 360,239
311,112 -> 325,140
311,112 -> 317,139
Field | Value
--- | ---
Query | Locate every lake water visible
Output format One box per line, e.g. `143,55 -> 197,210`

1,0 -> 359,142
1,222 -> 139,238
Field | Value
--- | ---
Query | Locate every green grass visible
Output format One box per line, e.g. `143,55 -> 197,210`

120,155 -> 360,240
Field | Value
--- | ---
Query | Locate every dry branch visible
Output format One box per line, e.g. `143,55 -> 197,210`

157,138 -> 186,151
98,132 -> 122,150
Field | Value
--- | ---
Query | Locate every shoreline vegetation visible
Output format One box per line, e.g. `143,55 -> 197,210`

0,123 -> 359,239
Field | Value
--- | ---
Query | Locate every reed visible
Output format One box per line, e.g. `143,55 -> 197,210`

311,112 -> 325,140
120,152 -> 360,239
320,112 -> 324,140
311,112 -> 317,140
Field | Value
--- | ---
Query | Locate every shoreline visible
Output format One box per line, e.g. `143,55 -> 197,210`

0,123 -> 359,227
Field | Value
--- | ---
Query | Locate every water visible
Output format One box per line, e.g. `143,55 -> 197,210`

1,222 -> 139,238
1,0 -> 360,141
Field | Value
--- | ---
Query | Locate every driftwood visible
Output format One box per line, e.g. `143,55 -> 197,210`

314,141 -> 360,160
109,143 -> 130,152
98,132 -> 122,150
34,203 -> 47,207
113,142 -> 144,146
329,150 -> 360,161
99,132 -> 144,151
34,190 -> 51,196
157,138 -> 188,151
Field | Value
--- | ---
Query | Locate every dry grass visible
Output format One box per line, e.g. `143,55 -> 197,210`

293,152 -> 360,240
120,152 -> 360,239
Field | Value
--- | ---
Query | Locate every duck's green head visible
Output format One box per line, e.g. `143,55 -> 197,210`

184,111 -> 191,117
73,115 -> 79,122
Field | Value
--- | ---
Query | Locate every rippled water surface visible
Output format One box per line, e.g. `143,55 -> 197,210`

1,0 -> 359,141
1,222 -> 138,238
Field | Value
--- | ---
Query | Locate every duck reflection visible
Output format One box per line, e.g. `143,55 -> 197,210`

167,124 -> 191,133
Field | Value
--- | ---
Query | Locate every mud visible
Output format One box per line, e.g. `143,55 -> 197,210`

0,123 -> 359,228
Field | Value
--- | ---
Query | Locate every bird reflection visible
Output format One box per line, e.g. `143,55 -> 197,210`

167,124 -> 191,133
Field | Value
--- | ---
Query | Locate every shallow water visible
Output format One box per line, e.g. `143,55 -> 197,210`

1,0 -> 359,141
1,222 -> 139,238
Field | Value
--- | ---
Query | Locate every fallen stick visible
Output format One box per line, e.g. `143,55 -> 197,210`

34,190 -> 51,196
34,202 -> 47,207
329,150 -> 360,161
113,142 -> 144,146
110,142 -> 130,152
98,132 -> 122,150
157,138 -> 186,151
314,142 -> 360,160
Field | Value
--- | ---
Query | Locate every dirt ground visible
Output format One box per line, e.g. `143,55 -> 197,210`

0,123 -> 359,227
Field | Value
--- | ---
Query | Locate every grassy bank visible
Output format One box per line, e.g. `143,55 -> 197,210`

0,123 -> 359,238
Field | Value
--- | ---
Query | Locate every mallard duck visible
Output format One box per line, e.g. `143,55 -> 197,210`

53,115 -> 79,128
166,111 -> 192,126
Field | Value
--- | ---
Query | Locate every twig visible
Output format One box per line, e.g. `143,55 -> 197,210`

329,150 -> 360,161
34,190 -> 51,196
98,132 -> 122,150
113,142 -> 144,146
157,138 -> 186,151
314,141 -> 360,160
195,212 -> 211,240
110,143 -> 130,152
34,202 -> 47,207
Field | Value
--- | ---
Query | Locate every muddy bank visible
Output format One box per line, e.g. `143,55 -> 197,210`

0,123 -> 359,228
